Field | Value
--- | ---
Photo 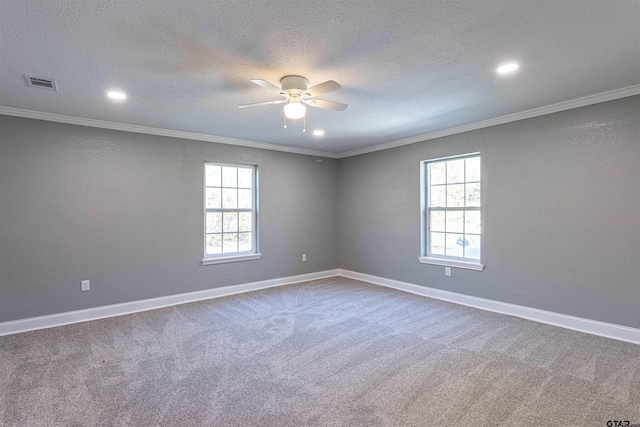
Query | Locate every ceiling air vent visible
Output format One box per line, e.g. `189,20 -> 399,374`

25,75 -> 58,91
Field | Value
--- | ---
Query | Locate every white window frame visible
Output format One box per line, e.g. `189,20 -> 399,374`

419,153 -> 484,271
201,162 -> 261,265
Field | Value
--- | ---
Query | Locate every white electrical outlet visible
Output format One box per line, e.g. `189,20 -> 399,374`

445,267 -> 451,277
81,280 -> 90,291
302,254 -> 307,262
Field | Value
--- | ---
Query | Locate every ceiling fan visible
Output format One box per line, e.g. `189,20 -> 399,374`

238,76 -> 347,129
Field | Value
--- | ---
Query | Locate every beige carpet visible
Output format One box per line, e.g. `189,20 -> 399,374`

1,277 -> 638,426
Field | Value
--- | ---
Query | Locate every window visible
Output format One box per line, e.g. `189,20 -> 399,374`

202,163 -> 261,265
420,153 -> 484,270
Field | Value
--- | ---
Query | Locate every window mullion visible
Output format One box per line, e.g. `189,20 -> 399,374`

429,207 -> 478,211
206,208 -> 254,212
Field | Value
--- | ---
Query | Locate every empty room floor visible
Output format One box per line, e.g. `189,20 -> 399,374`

1,277 -> 638,426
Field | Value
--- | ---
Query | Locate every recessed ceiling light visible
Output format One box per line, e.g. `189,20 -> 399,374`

107,91 -> 127,100
313,130 -> 325,136
497,63 -> 519,74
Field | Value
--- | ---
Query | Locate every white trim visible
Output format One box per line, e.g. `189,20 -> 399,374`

420,153 -> 483,268
337,84 -> 640,158
201,253 -> 262,265
3,268 -> 638,345
0,106 -> 338,159
2,86 -> 638,161
0,269 -> 338,336
337,269 -> 640,345
203,162 -> 259,260
418,257 -> 484,271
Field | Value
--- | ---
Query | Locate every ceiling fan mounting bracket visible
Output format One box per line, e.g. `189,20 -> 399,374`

280,75 -> 308,94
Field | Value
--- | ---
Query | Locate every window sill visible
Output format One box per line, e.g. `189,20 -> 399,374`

418,256 -> 485,271
202,253 -> 262,266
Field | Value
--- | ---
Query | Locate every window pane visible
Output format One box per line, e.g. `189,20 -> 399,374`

466,157 -> 480,182
223,212 -> 238,232
223,233 -> 238,253
205,165 -> 222,187
446,233 -> 464,257
446,211 -> 464,233
222,166 -> 237,187
205,163 -> 257,258
465,211 -> 481,234
447,184 -> 465,207
466,183 -> 481,207
423,155 -> 481,263
238,189 -> 252,209
430,211 -> 445,232
464,234 -> 481,260
206,234 -> 222,255
205,188 -> 221,209
222,188 -> 237,208
206,212 -> 222,233
238,168 -> 253,188
239,212 -> 252,232
238,232 -> 252,252
430,232 -> 445,255
429,162 -> 446,185
430,185 -> 446,207
447,159 -> 465,184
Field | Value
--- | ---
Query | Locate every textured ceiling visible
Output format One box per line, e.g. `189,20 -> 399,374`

1,1 -> 639,155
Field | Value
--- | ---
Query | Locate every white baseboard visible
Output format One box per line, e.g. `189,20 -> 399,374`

0,269 -> 339,336
338,269 -> 640,345
3,268 -> 638,345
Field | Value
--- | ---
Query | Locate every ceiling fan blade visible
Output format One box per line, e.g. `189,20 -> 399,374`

304,80 -> 341,98
303,98 -> 348,111
251,79 -> 285,94
238,99 -> 287,109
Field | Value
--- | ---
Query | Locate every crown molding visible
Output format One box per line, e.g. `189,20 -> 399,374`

337,84 -> 640,158
2,84 -> 638,160
0,106 -> 339,159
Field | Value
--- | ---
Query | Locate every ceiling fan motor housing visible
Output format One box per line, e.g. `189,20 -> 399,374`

280,75 -> 308,94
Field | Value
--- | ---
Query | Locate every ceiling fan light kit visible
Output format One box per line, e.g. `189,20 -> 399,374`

283,96 -> 306,120
239,75 -> 348,131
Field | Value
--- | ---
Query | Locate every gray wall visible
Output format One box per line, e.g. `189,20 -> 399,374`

0,116 -> 339,322
2,96 -> 639,329
338,96 -> 640,329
